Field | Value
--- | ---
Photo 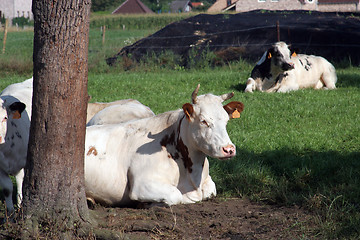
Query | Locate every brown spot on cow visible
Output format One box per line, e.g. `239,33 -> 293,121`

87,146 -> 98,156
160,126 -> 192,172
177,137 -> 192,173
160,132 -> 175,147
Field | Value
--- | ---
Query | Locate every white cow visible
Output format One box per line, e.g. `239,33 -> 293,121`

87,100 -> 137,123
0,77 -> 33,214
0,77 -> 154,214
85,85 -> 244,206
87,100 -> 155,126
245,42 -> 337,93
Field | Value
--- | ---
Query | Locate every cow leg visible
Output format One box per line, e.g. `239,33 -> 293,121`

201,175 -> 216,200
321,71 -> 337,90
314,80 -> 324,89
15,168 -> 24,208
276,83 -> 299,93
0,170 -> 15,214
130,180 -> 183,206
244,78 -> 256,93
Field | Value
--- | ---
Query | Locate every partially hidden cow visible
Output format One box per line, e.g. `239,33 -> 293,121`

244,41 -> 337,93
0,77 -> 154,214
0,77 -> 33,214
85,84 -> 244,206
87,100 -> 155,126
87,99 -> 148,123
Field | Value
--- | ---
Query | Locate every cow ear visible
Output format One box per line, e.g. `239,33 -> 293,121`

267,48 -> 274,59
291,48 -> 299,57
223,101 -> 244,119
182,103 -> 194,121
9,102 -> 26,119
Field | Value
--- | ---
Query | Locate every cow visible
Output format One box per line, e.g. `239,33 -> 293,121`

0,77 -> 154,215
84,84 -> 244,207
87,100 -> 155,126
0,77 -> 33,215
244,42 -> 337,93
87,100 -> 138,123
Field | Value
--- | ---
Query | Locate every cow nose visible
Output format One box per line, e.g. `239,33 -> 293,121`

283,62 -> 294,70
222,145 -> 236,158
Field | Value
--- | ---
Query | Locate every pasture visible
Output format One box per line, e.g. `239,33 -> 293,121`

0,15 -> 360,239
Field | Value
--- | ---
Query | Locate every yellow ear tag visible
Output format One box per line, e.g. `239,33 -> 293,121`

12,111 -> 21,119
267,52 -> 272,59
231,110 -> 240,119
291,52 -> 297,57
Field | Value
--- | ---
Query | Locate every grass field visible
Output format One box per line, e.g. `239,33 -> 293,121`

1,19 -> 360,239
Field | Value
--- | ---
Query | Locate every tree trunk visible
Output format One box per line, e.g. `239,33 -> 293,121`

22,0 -> 92,238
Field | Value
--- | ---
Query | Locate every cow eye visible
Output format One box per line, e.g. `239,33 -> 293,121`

2,117 -> 7,122
201,120 -> 209,127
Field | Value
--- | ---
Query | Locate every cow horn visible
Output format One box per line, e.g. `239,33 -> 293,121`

192,84 -> 200,104
220,92 -> 234,102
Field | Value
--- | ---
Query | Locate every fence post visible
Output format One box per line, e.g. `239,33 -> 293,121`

276,21 -> 280,42
102,25 -> 106,45
2,18 -> 9,54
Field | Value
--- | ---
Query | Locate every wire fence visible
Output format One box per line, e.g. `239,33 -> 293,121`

2,24 -> 360,55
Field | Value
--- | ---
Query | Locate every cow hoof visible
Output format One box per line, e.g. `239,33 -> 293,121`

86,197 -> 96,209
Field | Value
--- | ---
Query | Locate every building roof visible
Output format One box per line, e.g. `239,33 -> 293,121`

112,0 -> 154,14
318,0 -> 360,3
207,0 -> 238,13
191,2 -> 204,7
170,0 -> 191,13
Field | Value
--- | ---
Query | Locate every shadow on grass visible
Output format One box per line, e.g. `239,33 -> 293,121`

211,148 -> 360,237
230,83 -> 247,93
337,72 -> 360,88
212,148 -> 360,206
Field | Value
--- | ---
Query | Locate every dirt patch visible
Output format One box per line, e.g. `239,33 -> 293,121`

107,10 -> 360,67
91,197 -> 318,239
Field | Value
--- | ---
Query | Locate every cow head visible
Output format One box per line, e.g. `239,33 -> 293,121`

182,84 -> 244,159
0,99 -> 26,144
267,42 -> 296,73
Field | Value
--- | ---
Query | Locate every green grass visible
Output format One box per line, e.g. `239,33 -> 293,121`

0,22 -> 360,239
88,67 -> 360,239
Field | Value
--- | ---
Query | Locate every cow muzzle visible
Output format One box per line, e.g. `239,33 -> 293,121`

282,62 -> 294,71
220,144 -> 236,159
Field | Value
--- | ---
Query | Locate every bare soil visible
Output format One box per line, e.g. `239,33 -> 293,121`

90,197 -> 318,239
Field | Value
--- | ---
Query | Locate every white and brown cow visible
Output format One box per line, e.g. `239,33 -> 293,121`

0,77 -> 33,214
85,85 -> 244,206
244,42 -> 337,93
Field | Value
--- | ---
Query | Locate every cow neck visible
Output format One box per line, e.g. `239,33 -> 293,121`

160,112 -> 206,175
1,119 -> 27,165
177,114 -> 207,173
177,114 -> 207,194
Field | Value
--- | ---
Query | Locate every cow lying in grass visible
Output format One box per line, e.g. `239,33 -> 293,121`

0,77 -> 154,215
244,41 -> 337,93
87,100 -> 155,126
0,78 -> 33,215
85,84 -> 244,206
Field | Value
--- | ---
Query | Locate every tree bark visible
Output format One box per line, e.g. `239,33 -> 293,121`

22,0 -> 92,238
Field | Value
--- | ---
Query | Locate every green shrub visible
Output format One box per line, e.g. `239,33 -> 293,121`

12,17 -> 34,27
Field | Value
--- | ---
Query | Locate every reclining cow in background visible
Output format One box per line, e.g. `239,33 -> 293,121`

85,84 -> 244,206
244,41 -> 337,93
0,78 -> 33,215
